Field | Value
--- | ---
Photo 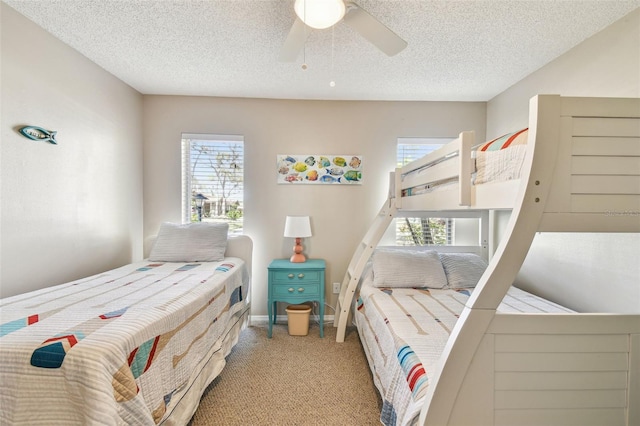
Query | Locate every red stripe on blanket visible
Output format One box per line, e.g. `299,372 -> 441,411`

27,315 -> 39,325
407,364 -> 426,391
128,347 -> 138,366
145,336 -> 161,373
479,136 -> 499,152
501,128 -> 528,149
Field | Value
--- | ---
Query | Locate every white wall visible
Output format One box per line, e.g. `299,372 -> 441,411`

143,96 -> 485,316
487,9 -> 640,313
0,4 -> 144,298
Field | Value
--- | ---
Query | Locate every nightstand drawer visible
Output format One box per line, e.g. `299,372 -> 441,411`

272,283 -> 320,298
271,270 -> 321,283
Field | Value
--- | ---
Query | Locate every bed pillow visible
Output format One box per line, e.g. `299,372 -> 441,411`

474,129 -> 529,184
476,128 -> 528,152
438,253 -> 488,288
149,222 -> 229,262
372,249 -> 448,288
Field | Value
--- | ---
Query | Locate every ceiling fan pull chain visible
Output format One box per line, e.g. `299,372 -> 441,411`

330,25 -> 336,87
302,0 -> 308,70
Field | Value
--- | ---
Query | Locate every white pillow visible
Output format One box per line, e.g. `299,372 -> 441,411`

149,222 -> 228,262
438,253 -> 488,288
372,249 -> 448,288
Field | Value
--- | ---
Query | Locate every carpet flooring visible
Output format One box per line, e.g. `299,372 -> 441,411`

189,320 -> 382,425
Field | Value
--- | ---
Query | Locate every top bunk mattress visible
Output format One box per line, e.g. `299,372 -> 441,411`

401,128 -> 529,198
0,258 -> 250,425
354,273 -> 573,426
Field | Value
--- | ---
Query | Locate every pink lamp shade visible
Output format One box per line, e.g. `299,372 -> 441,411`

284,216 -> 312,263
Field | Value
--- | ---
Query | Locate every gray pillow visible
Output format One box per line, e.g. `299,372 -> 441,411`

149,222 -> 228,262
372,249 -> 448,288
438,253 -> 488,288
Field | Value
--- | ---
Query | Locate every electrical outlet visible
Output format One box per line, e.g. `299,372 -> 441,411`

332,282 -> 340,294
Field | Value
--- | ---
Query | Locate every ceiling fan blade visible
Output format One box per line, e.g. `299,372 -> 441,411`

279,18 -> 310,62
343,1 -> 407,56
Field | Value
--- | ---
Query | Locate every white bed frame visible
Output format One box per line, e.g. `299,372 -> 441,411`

334,95 -> 640,425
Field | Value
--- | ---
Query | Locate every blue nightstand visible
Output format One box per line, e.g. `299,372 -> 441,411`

267,259 -> 325,338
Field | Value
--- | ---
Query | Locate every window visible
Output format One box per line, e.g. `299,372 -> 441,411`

181,134 -> 244,234
396,137 -> 453,246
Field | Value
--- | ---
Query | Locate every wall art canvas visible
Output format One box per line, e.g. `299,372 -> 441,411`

276,155 -> 363,184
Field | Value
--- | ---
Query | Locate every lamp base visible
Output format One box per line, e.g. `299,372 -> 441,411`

290,253 -> 307,263
290,237 -> 306,263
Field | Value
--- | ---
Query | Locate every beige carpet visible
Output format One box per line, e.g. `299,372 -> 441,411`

189,321 -> 382,425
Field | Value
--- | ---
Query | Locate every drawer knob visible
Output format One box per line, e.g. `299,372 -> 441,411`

288,287 -> 294,292
298,288 -> 304,292
298,273 -> 304,279
288,273 -> 294,279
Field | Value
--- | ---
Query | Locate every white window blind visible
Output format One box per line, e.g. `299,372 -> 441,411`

397,137 -> 453,167
181,133 -> 244,233
396,137 -> 454,245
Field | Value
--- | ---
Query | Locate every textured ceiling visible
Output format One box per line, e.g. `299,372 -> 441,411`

4,0 -> 639,101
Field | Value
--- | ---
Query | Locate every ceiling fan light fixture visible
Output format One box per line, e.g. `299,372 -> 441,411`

294,0 -> 346,29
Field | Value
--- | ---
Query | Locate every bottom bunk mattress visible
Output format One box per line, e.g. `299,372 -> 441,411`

355,279 -> 573,426
0,258 -> 251,425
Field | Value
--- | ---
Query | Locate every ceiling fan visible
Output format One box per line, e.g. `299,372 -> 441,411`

279,0 -> 408,62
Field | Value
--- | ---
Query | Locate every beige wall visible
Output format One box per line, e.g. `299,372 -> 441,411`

142,96 -> 485,316
0,4 -> 144,298
487,9 -> 640,313
487,8 -> 640,138
3,2 -> 637,315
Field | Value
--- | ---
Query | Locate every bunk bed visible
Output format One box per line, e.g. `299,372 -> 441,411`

334,95 -> 640,425
0,223 -> 253,425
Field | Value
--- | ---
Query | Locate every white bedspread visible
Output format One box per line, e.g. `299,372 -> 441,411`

355,281 -> 573,426
0,259 -> 250,425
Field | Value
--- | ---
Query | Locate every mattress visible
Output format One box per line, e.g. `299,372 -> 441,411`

0,258 -> 250,425
354,277 -> 573,426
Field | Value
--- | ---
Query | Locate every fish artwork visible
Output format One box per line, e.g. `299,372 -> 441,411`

332,156 -> 346,167
319,175 -> 340,183
277,154 -> 362,184
285,174 -> 301,182
326,167 -> 344,176
278,165 -> 290,175
318,156 -> 330,168
19,126 -> 57,144
292,162 -> 308,172
349,156 -> 361,168
344,170 -> 362,182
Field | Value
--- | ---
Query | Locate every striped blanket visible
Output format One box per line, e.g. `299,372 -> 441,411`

0,259 -> 250,425
474,128 -> 529,184
355,278 -> 573,426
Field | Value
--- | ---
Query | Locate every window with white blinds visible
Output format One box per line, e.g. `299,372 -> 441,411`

397,137 -> 453,167
396,137 -> 454,245
181,133 -> 244,234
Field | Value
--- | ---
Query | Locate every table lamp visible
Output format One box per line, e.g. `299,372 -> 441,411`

284,216 -> 312,263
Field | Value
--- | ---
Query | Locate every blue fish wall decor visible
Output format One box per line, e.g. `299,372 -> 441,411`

19,126 -> 57,144
277,154 -> 363,185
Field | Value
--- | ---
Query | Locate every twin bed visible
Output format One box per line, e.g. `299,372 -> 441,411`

0,223 -> 252,425
336,94 -> 640,425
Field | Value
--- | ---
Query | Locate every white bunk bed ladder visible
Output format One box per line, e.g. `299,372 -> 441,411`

334,179 -> 399,343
